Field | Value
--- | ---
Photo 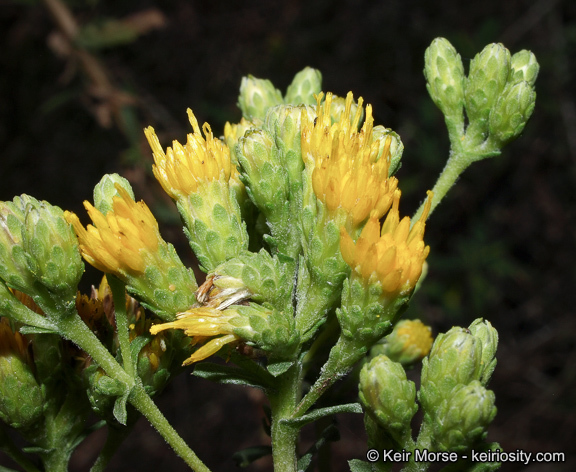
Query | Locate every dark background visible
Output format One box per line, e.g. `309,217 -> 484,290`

1,0 -> 575,471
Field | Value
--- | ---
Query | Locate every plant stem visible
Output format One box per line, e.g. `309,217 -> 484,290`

129,382 -> 212,472
269,363 -> 302,472
412,151 -> 471,223
108,276 -> 135,378
292,336 -> 358,419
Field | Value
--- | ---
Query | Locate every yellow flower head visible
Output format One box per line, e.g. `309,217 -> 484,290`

145,109 -> 233,200
150,306 -> 240,365
340,190 -> 432,296
301,92 -> 398,225
65,185 -> 161,277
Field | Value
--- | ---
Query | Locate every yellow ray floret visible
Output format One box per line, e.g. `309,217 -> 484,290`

65,185 -> 161,276
150,306 -> 240,365
340,190 -> 433,296
145,109 -> 233,200
301,92 -> 398,225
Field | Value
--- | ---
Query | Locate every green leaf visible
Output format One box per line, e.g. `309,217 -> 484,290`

266,360 -> 293,377
193,362 -> 272,390
232,445 -> 272,467
113,391 -> 129,425
281,403 -> 362,427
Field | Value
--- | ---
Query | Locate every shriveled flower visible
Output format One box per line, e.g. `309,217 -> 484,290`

340,190 -> 432,297
65,185 -> 161,277
150,307 -> 241,365
145,109 -> 234,200
301,92 -> 398,226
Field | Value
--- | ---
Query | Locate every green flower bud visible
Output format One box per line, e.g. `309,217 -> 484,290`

372,126 -> 404,176
465,43 -> 511,140
23,199 -> 84,304
0,319 -> 45,430
93,173 -> 135,215
0,197 -> 34,291
424,37 -> 466,120
233,303 -> 300,361
509,50 -> 539,87
432,381 -> 497,452
237,128 -> 295,255
209,249 -> 291,310
238,75 -> 283,121
359,355 -> 417,444
378,319 -> 433,365
488,80 -> 536,146
468,318 -> 498,386
179,180 -> 249,273
419,327 -> 482,413
264,104 -> 316,189
284,67 -> 322,106
0,196 -> 83,307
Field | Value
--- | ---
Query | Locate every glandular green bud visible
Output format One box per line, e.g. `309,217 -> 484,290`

488,80 -> 536,146
238,75 -> 283,121
93,173 -> 135,215
284,67 -> 322,106
465,43 -> 511,137
0,196 -> 83,306
468,318 -> 498,386
23,199 -> 84,303
0,197 -> 32,291
0,320 -> 44,430
237,128 -> 289,216
419,327 -> 482,412
264,104 -> 316,188
509,50 -> 539,87
372,126 -> 404,176
432,381 -> 497,452
424,37 -> 465,120
232,303 -> 300,361
359,355 -> 417,443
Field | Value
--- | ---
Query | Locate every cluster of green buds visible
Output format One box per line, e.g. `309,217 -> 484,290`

420,38 -> 539,217
358,318 -> 499,468
419,319 -> 499,453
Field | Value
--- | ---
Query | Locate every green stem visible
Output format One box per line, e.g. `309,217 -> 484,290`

108,276 -> 135,378
292,336 -> 358,419
129,383 -> 211,472
401,419 -> 433,472
412,151 -> 471,223
269,363 -> 302,472
56,311 -> 208,471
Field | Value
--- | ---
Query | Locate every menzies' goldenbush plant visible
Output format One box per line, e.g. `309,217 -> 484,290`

0,39 -> 537,472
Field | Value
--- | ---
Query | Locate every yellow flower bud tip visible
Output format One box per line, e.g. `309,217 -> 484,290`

65,185 -> 161,277
395,319 -> 434,359
145,110 -> 233,200
340,190 -> 433,296
301,91 -> 398,225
